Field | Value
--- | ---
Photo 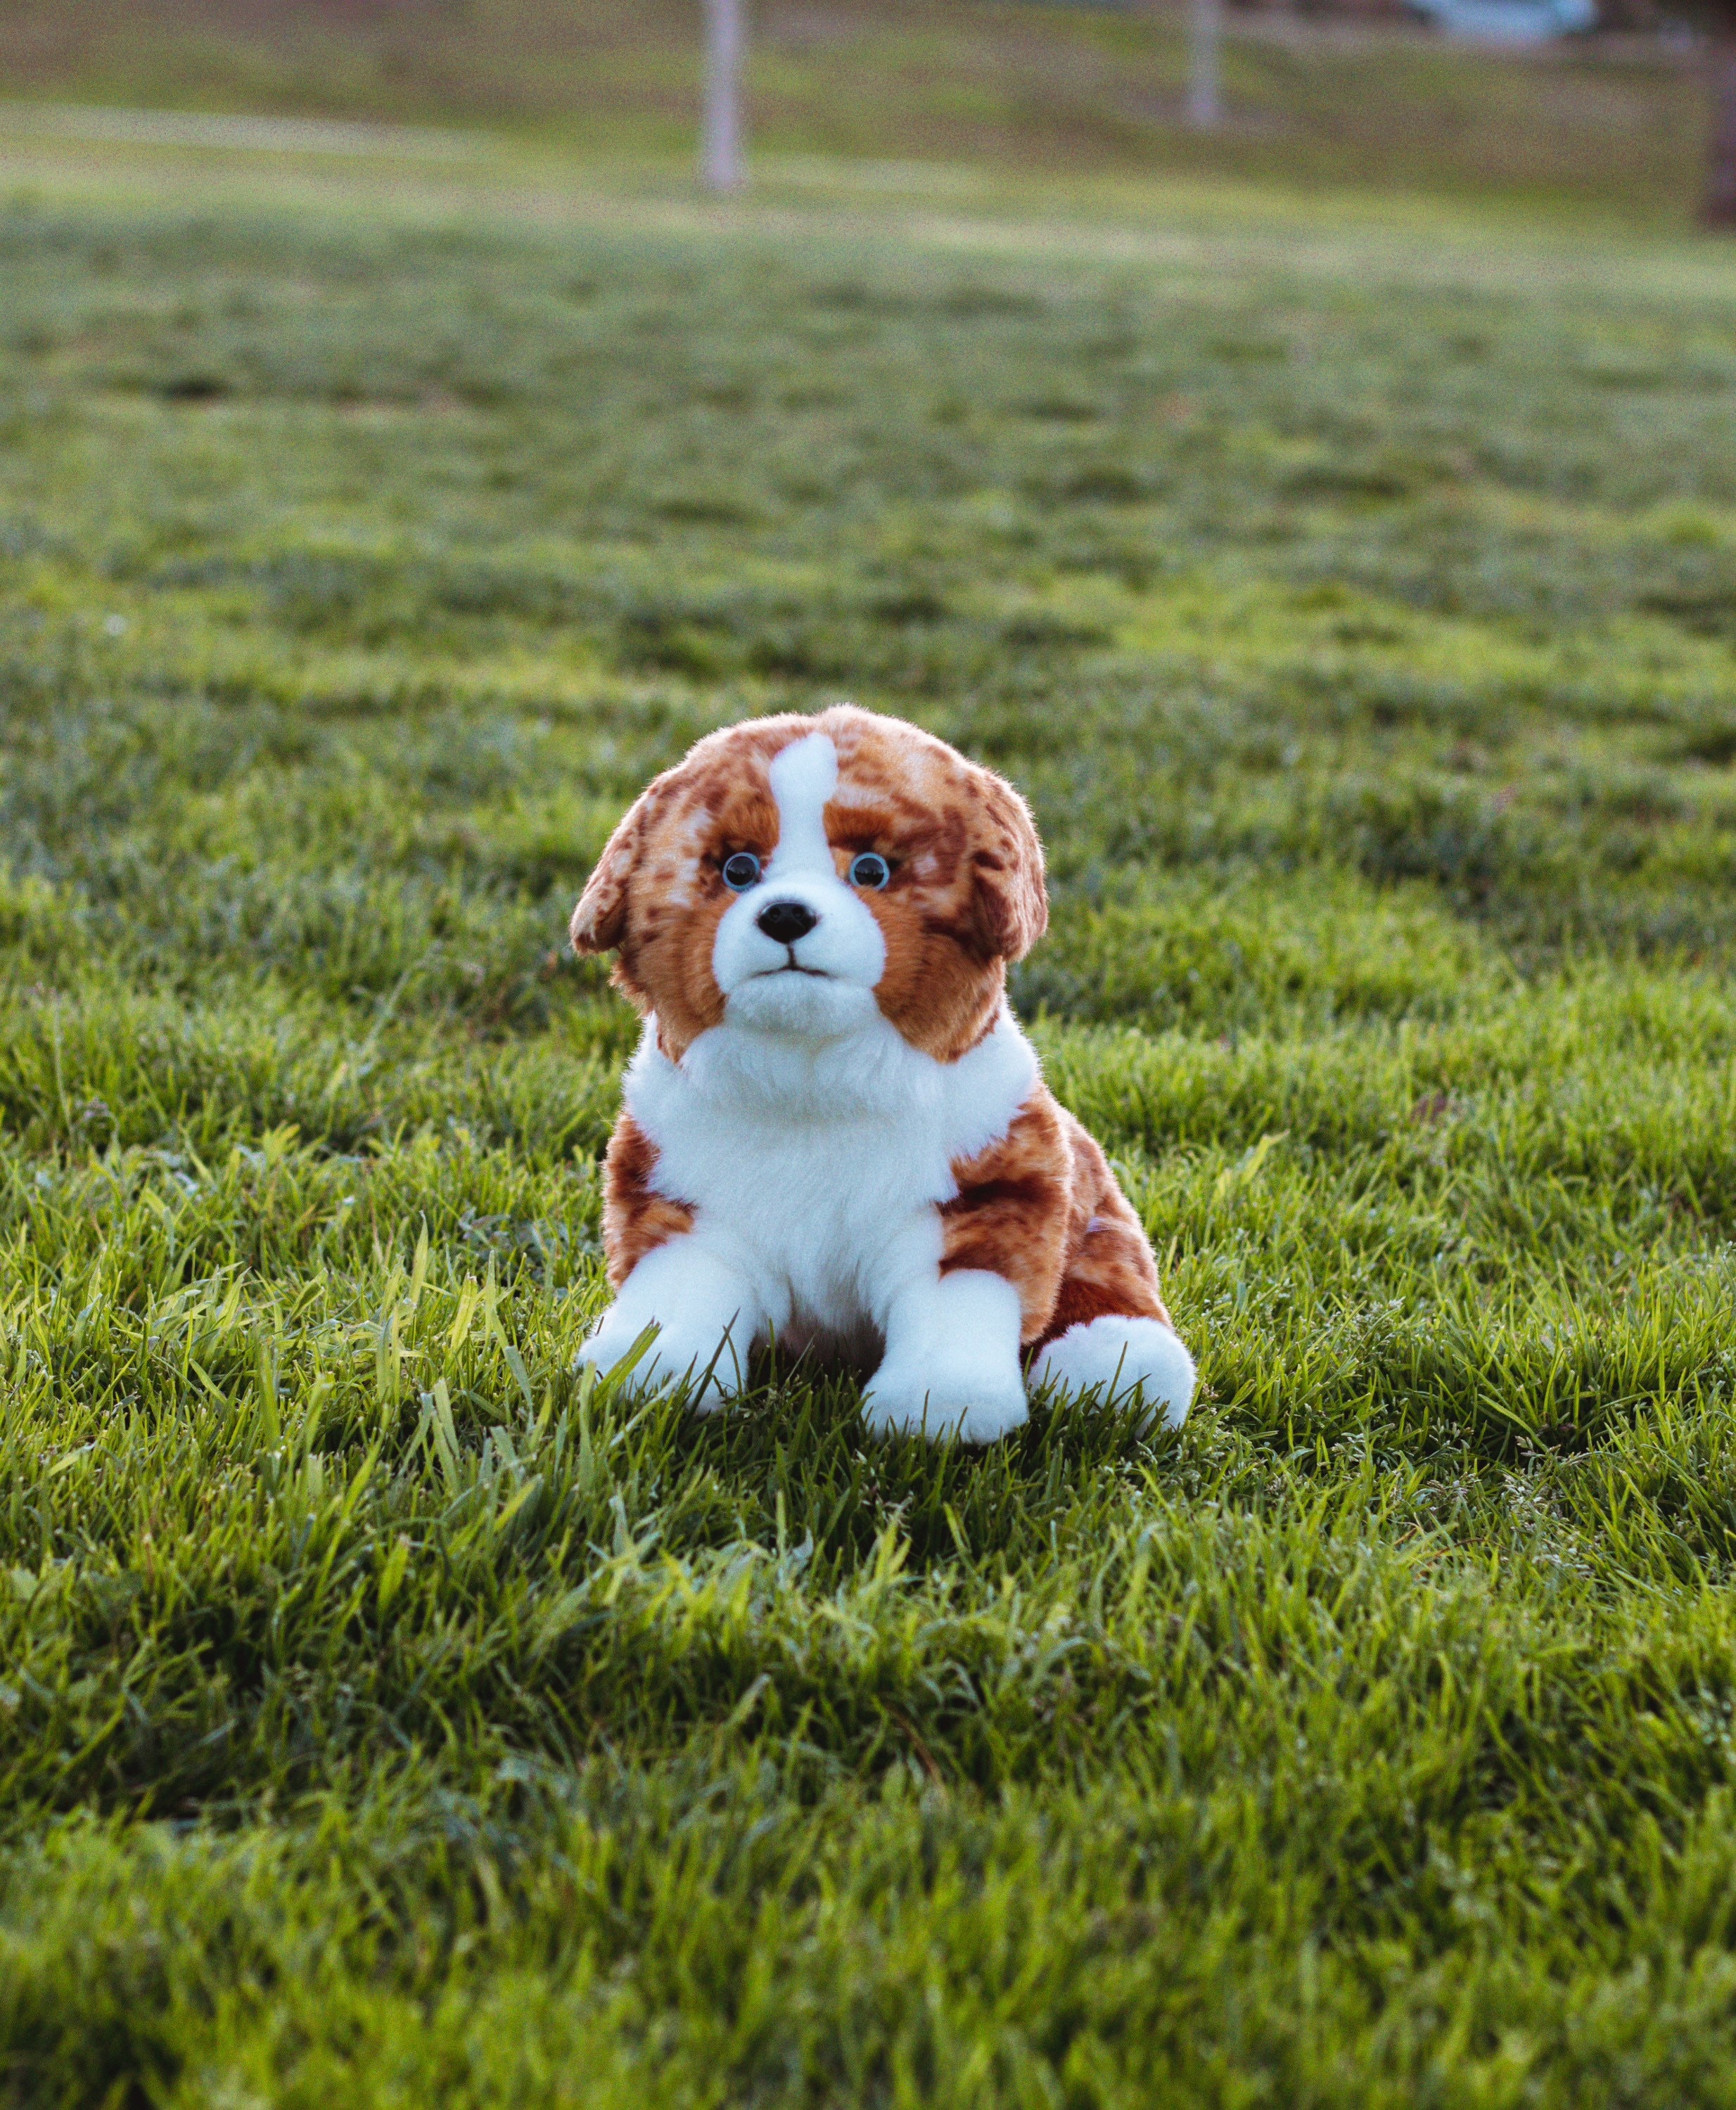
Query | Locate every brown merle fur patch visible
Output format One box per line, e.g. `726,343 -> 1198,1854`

603,1113 -> 696,1287
943,1087 -> 1170,1348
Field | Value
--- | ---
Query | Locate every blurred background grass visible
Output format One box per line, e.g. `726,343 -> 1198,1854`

0,0 -> 1715,224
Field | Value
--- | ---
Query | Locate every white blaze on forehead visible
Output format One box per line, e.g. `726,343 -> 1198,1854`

708,725 -> 886,1017
765,734 -> 839,881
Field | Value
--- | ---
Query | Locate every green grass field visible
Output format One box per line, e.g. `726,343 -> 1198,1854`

4,127 -> 1736,2104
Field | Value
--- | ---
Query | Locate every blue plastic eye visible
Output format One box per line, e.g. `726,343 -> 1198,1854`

721,851 -> 762,892
849,852 -> 892,890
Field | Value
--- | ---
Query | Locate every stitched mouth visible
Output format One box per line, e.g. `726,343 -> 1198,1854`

751,961 -> 831,980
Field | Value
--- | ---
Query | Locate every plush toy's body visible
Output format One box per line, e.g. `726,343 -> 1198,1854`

573,705 -> 1194,1441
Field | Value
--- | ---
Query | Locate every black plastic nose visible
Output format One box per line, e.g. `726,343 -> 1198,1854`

756,899 -> 818,945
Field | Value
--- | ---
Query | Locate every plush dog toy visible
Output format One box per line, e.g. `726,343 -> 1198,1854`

571,705 -> 1194,1441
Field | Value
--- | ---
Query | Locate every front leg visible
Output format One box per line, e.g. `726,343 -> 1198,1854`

861,1268 -> 1028,1444
580,1236 -> 763,1411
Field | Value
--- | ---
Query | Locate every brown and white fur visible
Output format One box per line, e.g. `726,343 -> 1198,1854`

571,705 -> 1194,1442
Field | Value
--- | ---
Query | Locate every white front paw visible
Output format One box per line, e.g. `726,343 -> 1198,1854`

579,1305 -> 746,1409
861,1268 -> 1028,1444
861,1357 -> 1029,1443
576,1238 -> 760,1412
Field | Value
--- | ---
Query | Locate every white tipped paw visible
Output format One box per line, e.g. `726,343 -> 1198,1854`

861,1357 -> 1030,1444
1027,1315 -> 1196,1431
862,1267 -> 1029,1445
577,1308 -> 746,1410
575,1238 -> 761,1413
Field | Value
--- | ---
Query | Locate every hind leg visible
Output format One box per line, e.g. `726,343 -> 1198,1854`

1028,1310 -> 1195,1429
1026,1138 -> 1195,1430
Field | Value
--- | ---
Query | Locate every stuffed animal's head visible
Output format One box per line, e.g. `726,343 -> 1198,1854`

570,705 -> 1047,1063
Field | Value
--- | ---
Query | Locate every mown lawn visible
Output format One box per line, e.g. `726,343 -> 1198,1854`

2,143 -> 1736,2104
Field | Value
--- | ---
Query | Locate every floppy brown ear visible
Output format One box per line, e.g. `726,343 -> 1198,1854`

972,774 -> 1048,964
570,796 -> 646,955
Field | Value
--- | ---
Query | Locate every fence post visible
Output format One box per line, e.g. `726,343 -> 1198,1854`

1706,30 -> 1736,226
1187,0 -> 1222,131
701,0 -> 746,192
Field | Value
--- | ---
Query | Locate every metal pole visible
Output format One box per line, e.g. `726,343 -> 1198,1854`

1706,30 -> 1736,227
701,0 -> 745,193
1187,0 -> 1221,132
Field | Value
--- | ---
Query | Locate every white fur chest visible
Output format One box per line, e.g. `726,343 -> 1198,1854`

623,1004 -> 1038,1345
